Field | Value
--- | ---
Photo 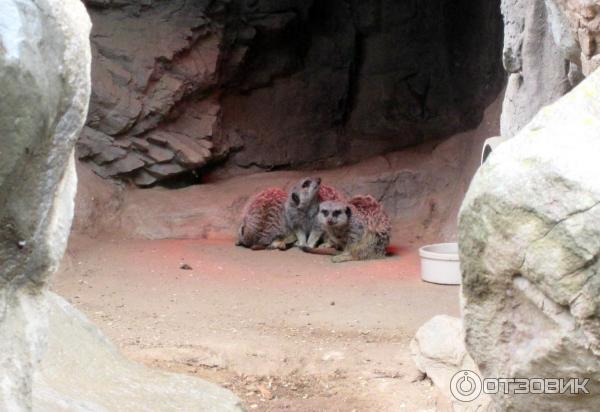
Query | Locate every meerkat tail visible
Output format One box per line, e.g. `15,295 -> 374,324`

300,246 -> 338,255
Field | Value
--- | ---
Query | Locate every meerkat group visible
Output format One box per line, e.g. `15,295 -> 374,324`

237,177 -> 391,262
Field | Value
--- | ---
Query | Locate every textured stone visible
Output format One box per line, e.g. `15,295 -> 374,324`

77,0 -> 504,186
0,0 -> 92,408
410,316 -> 491,412
0,2 -> 244,410
146,144 -> 175,163
132,169 -> 159,187
550,0 -> 600,75
459,69 -> 600,411
105,153 -> 145,176
500,0 -> 572,137
147,162 -> 187,178
34,292 -> 245,412
167,133 -> 211,167
105,92 -> 502,241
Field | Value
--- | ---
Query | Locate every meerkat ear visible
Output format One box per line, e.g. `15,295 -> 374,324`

345,206 -> 351,217
316,177 -> 322,185
292,192 -> 300,205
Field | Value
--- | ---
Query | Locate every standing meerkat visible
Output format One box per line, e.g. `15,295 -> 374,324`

236,188 -> 294,250
305,195 -> 391,262
284,177 -> 344,248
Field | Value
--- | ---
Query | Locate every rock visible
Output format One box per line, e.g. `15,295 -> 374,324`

166,132 -> 211,167
459,69 -> 600,410
500,0 -> 572,137
105,153 -> 146,176
34,292 -> 244,412
73,162 -> 124,238
0,1 -> 243,410
147,162 -> 187,178
549,0 -> 600,75
132,169 -> 159,187
146,144 -> 175,163
0,0 -> 92,408
130,137 -> 150,152
76,0 -> 505,186
410,316 -> 491,411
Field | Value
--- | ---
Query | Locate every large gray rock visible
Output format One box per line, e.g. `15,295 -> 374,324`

500,0 -> 572,137
459,68 -> 600,410
0,0 -> 92,408
0,1 -> 243,410
34,292 -> 244,411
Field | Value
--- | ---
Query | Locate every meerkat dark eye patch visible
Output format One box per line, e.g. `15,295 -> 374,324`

322,210 -> 329,217
332,210 -> 341,217
302,180 -> 311,188
292,193 -> 300,205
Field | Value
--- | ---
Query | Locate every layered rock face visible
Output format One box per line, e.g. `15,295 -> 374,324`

77,0 -> 504,186
459,69 -> 600,410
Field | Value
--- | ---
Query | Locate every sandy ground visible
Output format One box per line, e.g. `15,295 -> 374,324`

53,235 -> 460,411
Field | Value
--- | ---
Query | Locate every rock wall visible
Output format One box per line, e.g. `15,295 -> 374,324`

500,0 -> 600,137
77,0 -> 505,186
74,91 -> 502,243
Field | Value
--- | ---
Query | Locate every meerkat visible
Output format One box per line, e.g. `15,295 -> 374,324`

284,177 -> 344,248
236,188 -> 295,250
303,195 -> 391,262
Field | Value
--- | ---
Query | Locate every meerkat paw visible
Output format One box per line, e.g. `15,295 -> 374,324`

270,239 -> 288,250
319,240 -> 334,248
331,253 -> 354,263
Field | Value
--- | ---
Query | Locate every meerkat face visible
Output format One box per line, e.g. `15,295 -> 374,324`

318,201 -> 351,229
290,177 -> 321,209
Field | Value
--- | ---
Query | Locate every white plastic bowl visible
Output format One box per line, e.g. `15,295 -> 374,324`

419,242 -> 460,285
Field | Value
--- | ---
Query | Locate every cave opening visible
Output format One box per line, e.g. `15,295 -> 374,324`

77,0 -> 504,188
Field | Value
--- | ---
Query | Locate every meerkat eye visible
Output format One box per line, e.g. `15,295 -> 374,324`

322,210 -> 329,217
332,210 -> 341,217
291,193 -> 300,205
302,180 -> 311,188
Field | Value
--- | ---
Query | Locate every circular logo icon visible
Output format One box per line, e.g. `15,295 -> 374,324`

450,370 -> 482,402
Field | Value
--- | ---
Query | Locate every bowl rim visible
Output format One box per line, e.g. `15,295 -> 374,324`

419,242 -> 459,261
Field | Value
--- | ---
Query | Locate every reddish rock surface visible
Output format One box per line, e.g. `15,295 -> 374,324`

73,90 -> 501,244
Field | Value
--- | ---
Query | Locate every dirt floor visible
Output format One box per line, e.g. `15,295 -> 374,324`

53,235 -> 460,411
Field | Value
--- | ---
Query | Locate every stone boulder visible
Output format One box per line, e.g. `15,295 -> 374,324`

34,292 -> 243,411
0,0 -> 92,407
410,315 -> 491,412
0,1 -> 243,410
459,67 -> 600,410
